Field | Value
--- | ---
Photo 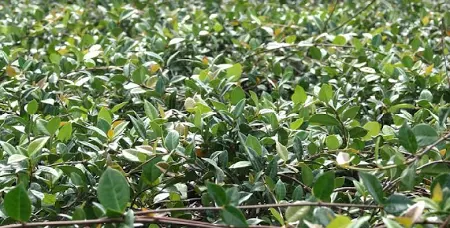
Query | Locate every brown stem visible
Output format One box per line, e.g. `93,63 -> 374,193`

0,216 -> 279,228
441,17 -> 450,88
329,0 -> 377,33
323,0 -> 339,32
134,201 -> 382,216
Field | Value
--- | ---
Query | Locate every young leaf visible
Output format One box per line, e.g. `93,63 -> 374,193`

291,85 -> 307,105
26,99 -> 38,115
4,183 -> 32,222
57,122 -> 72,142
97,168 -> 130,215
46,116 -> 61,135
164,130 -> 180,151
318,84 -> 333,103
327,215 -> 352,228
285,203 -> 310,223
144,100 -> 159,120
269,208 -> 284,225
275,141 -> 289,162
226,63 -> 242,81
246,135 -> 263,156
27,136 -> 49,157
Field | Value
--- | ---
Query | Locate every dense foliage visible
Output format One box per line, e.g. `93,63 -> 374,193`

0,0 -> 450,227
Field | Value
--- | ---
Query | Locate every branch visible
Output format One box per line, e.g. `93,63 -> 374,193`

134,201 -> 382,216
417,160 -> 450,170
441,17 -> 450,88
323,0 -> 339,33
0,216 -> 279,228
348,131 -> 450,171
329,0 -> 377,33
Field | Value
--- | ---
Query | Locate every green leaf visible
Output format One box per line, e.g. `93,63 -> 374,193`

333,35 -> 347,45
398,124 -> 418,154
319,84 -> 333,103
419,89 -> 433,102
128,115 -> 146,139
308,46 -> 322,60
301,164 -> 313,186
229,161 -> 251,169
309,114 -> 340,126
291,85 -> 307,105
342,106 -> 360,120
349,127 -> 368,138
423,45 -> 433,62
327,215 -> 352,228
275,141 -> 289,162
384,194 -> 412,215
246,135 -> 263,156
290,118 -> 304,130
382,217 -> 403,228
326,135 -> 341,150
313,171 -> 335,201
131,66 -> 148,84
274,179 -> 286,201
226,63 -> 242,81
285,203 -> 310,223
221,205 -> 248,227
412,124 -> 438,147
46,116 -> 61,135
229,86 -> 245,105
292,186 -> 304,201
111,102 -> 128,113
97,168 -> 130,215
142,156 -> 162,183
359,172 -> 385,204
206,182 -> 228,206
27,136 -> 49,157
98,107 -> 112,125
231,99 -> 245,118
1,141 -> 18,155
401,56 -> 414,68
371,34 -> 382,48
26,99 -> 38,115
57,122 -> 72,142
362,121 -> 381,140
400,164 -> 416,190
269,208 -> 284,225
164,130 -> 180,151
348,216 -> 370,228
4,183 -> 32,222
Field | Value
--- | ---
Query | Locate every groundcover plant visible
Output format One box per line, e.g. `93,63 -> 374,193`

0,0 -> 449,227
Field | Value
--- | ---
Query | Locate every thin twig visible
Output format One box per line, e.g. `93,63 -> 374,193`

134,201 -> 382,216
439,215 -> 450,228
348,131 -> 450,171
323,0 -> 339,32
329,0 -> 377,33
441,17 -> 450,88
0,216 -> 279,228
278,173 -> 312,192
417,160 -> 450,170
